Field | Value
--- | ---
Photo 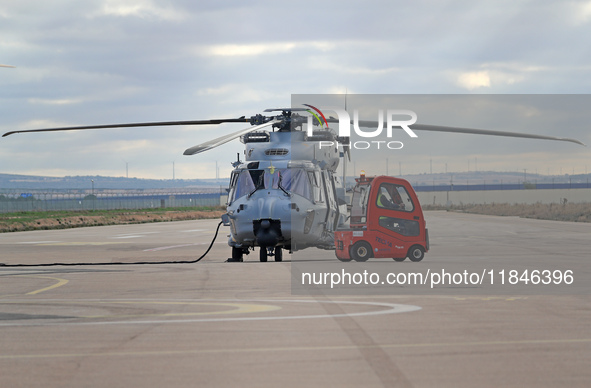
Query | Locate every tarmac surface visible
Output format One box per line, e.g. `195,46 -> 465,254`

0,211 -> 590,387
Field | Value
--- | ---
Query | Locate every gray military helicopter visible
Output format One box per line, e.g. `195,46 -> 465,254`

3,104 -> 585,262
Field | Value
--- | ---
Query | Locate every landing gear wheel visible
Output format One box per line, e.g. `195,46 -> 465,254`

350,241 -> 372,262
393,257 -> 406,262
260,247 -> 268,262
274,247 -> 283,262
229,247 -> 243,262
407,245 -> 425,262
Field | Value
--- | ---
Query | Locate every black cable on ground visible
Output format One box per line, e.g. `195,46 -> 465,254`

0,221 -> 223,267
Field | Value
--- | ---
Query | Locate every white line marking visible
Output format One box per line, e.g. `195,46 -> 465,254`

16,241 -> 61,244
118,232 -> 160,235
143,242 -> 225,252
0,299 -> 421,327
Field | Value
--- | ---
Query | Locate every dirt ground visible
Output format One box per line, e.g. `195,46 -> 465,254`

438,202 -> 591,223
3,202 -> 590,233
0,209 -> 226,233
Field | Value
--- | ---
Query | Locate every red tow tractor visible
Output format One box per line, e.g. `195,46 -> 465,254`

335,172 -> 429,262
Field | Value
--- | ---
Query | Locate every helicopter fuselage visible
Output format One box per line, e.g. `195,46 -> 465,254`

223,129 -> 346,261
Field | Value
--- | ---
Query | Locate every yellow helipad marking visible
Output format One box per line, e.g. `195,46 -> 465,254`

0,299 -> 419,325
1,338 -> 589,360
0,299 -> 280,319
14,275 -> 70,295
80,301 -> 282,319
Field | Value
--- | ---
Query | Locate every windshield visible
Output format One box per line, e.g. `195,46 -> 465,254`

350,184 -> 369,224
375,183 -> 414,212
229,168 -> 313,202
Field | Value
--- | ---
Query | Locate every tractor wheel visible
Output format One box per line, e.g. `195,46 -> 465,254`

350,241 -> 372,262
393,257 -> 406,262
407,245 -> 425,262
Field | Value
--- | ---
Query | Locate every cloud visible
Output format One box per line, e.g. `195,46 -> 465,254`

455,64 -> 536,90
1,1 -> 591,179
456,71 -> 491,89
571,0 -> 591,25
204,43 -> 298,57
93,0 -> 186,21
199,41 -> 335,57
27,97 -> 83,105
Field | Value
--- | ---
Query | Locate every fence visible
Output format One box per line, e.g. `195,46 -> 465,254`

0,189 -> 224,213
412,181 -> 591,192
3,181 -> 590,213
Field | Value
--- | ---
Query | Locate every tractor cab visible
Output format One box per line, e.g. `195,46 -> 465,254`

335,172 -> 429,262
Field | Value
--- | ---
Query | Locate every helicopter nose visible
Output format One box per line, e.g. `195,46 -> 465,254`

254,218 -> 281,247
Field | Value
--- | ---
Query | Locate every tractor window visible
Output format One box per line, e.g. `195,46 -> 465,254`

350,185 -> 369,224
376,183 -> 414,212
378,216 -> 420,237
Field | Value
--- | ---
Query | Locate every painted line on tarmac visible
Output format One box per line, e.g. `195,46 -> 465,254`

0,299 -> 421,327
112,232 -> 161,239
13,275 -> 69,295
0,300 -> 280,318
1,337 -> 590,360
144,241 -> 225,252
79,301 -> 282,319
16,241 -> 61,244
1,276 -> 69,299
36,242 -> 128,246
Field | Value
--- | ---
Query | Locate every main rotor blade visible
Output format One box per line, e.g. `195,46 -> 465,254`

2,118 -> 250,137
409,123 -> 586,146
341,119 -> 585,146
183,119 -> 280,155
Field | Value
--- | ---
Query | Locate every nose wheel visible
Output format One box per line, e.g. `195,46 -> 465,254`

260,247 -> 283,262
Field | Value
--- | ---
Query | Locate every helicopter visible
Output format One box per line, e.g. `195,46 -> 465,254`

2,104 -> 585,262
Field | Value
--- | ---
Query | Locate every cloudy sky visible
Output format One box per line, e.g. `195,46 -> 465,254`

1,0 -> 590,180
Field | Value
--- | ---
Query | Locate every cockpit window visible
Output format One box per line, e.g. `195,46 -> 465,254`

264,169 -> 280,189
281,168 -> 312,200
229,168 -> 313,202
229,170 -> 256,202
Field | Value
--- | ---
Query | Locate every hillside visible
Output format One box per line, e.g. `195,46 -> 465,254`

0,173 -> 229,190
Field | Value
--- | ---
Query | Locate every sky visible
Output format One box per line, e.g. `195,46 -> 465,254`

1,0 -> 590,180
